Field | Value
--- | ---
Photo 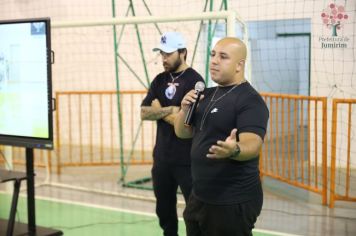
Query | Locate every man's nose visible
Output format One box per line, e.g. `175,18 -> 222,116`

210,56 -> 218,64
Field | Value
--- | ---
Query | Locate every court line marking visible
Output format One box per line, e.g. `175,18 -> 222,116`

0,191 -> 302,236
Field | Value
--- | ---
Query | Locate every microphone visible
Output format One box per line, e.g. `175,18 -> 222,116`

184,81 -> 205,126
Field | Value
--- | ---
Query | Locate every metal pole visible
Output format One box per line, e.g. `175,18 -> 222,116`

52,11 -> 238,28
129,0 -> 151,87
111,0 -> 125,182
204,0 -> 214,84
26,148 -> 36,233
191,0 -> 209,67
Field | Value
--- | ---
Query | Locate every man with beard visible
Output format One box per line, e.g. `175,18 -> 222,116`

140,32 -> 204,236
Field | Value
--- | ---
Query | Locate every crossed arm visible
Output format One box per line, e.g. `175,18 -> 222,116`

140,99 -> 180,126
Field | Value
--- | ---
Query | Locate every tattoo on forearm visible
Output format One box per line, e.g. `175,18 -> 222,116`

141,106 -> 172,120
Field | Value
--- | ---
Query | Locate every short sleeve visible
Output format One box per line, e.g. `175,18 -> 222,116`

141,79 -> 157,106
236,95 -> 269,140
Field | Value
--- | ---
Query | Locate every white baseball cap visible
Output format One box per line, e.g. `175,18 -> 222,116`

153,32 -> 186,53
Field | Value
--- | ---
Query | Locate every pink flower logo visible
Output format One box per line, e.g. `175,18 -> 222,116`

321,3 -> 348,36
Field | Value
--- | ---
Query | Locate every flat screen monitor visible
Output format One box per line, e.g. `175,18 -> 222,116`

0,18 -> 53,149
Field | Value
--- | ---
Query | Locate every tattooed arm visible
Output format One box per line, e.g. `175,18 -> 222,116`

149,99 -> 180,125
141,106 -> 173,121
141,97 -> 177,122
161,107 -> 180,125
141,99 -> 179,125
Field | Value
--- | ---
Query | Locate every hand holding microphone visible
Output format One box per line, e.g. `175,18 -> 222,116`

183,81 -> 205,126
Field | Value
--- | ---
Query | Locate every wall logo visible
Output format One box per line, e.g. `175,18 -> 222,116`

321,3 -> 348,36
319,3 -> 349,48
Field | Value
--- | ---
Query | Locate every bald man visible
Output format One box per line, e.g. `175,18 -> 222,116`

174,37 -> 269,236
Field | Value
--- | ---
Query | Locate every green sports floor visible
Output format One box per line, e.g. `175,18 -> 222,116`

0,193 -> 282,236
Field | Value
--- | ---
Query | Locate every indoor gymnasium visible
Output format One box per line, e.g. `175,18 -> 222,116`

0,1 -> 355,235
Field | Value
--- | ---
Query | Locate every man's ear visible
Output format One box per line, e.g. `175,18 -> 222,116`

236,59 -> 245,72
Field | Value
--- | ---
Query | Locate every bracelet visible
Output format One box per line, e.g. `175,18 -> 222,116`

230,143 -> 241,159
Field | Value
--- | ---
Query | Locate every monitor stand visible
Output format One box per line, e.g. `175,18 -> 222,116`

0,148 -> 63,236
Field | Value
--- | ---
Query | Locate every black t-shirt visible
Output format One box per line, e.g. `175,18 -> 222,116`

191,82 -> 269,204
141,67 -> 204,165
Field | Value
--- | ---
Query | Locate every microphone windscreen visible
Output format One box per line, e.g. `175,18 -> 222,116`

195,81 -> 205,92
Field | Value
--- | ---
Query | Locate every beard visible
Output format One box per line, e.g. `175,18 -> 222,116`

163,57 -> 182,73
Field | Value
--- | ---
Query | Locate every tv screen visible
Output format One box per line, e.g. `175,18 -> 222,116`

0,18 -> 53,149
